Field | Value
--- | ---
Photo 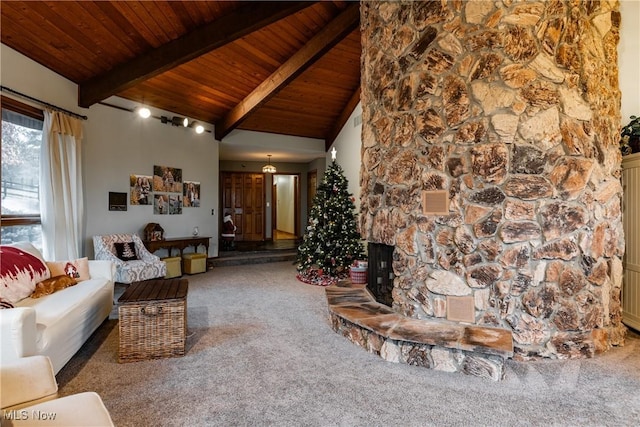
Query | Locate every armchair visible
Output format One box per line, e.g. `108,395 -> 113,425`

93,234 -> 166,284
0,355 -> 114,426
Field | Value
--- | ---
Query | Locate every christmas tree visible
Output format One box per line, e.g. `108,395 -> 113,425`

296,154 -> 365,286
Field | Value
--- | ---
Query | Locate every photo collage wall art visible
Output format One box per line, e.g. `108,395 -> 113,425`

129,165 -> 200,215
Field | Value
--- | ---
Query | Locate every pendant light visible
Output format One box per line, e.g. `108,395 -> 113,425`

262,155 -> 276,174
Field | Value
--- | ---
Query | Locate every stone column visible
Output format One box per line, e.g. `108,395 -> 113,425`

360,0 -> 626,359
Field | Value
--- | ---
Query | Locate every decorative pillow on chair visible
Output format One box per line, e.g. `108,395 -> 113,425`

114,242 -> 139,261
46,258 -> 90,281
0,245 -> 51,305
31,275 -> 78,298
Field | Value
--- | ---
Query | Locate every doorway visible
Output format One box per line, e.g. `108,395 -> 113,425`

272,174 -> 300,241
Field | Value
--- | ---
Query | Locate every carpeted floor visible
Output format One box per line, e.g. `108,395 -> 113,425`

56,262 -> 640,427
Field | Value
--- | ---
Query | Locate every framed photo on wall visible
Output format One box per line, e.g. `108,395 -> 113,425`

108,192 -> 127,211
183,181 -> 200,207
153,194 -> 169,215
153,165 -> 182,193
130,174 -> 152,205
169,195 -> 182,215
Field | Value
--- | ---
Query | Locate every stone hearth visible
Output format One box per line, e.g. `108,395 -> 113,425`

355,0 -> 627,362
326,282 -> 513,380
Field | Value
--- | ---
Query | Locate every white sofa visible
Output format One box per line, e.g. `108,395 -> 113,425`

0,244 -> 115,374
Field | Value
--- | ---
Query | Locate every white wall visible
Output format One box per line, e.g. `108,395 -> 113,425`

308,157 -> 327,180
619,0 -> 640,125
327,102 -> 363,211
0,45 -> 78,113
1,44 -> 219,257
84,101 -> 219,257
221,129 -> 325,162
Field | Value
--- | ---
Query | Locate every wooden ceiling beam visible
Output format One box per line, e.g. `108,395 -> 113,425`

325,84 -> 360,150
78,1 -> 314,108
214,3 -> 359,141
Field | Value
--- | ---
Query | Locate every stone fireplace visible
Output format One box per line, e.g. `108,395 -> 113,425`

358,0 -> 627,360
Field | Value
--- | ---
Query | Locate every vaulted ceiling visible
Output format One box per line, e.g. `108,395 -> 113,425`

1,1 -> 362,159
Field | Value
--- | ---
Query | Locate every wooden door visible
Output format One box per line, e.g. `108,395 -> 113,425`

243,173 -> 264,241
220,172 -> 265,241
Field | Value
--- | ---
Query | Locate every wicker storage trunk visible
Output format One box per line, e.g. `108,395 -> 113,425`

118,279 -> 188,363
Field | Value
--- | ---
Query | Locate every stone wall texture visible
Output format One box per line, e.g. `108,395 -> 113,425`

360,0 -> 626,359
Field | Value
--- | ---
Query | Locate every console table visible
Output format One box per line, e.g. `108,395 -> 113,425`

142,236 -> 210,258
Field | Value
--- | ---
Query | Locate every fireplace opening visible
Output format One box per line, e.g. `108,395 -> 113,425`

366,243 -> 394,307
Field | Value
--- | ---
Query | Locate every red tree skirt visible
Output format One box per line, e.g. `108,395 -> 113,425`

296,268 -> 348,287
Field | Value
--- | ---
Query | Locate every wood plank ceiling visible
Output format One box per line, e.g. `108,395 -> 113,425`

0,1 -> 361,149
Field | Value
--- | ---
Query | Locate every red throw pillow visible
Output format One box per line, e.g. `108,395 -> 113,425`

0,246 -> 51,304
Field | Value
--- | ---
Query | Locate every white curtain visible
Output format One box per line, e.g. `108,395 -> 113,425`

40,110 -> 84,261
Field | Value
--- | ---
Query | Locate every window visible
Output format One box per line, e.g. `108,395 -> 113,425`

1,96 -> 44,249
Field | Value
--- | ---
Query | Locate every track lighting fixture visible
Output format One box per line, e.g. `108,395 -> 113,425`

157,115 -> 208,134
98,101 -> 210,135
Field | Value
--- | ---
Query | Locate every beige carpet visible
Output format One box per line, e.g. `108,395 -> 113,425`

57,262 -> 640,427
